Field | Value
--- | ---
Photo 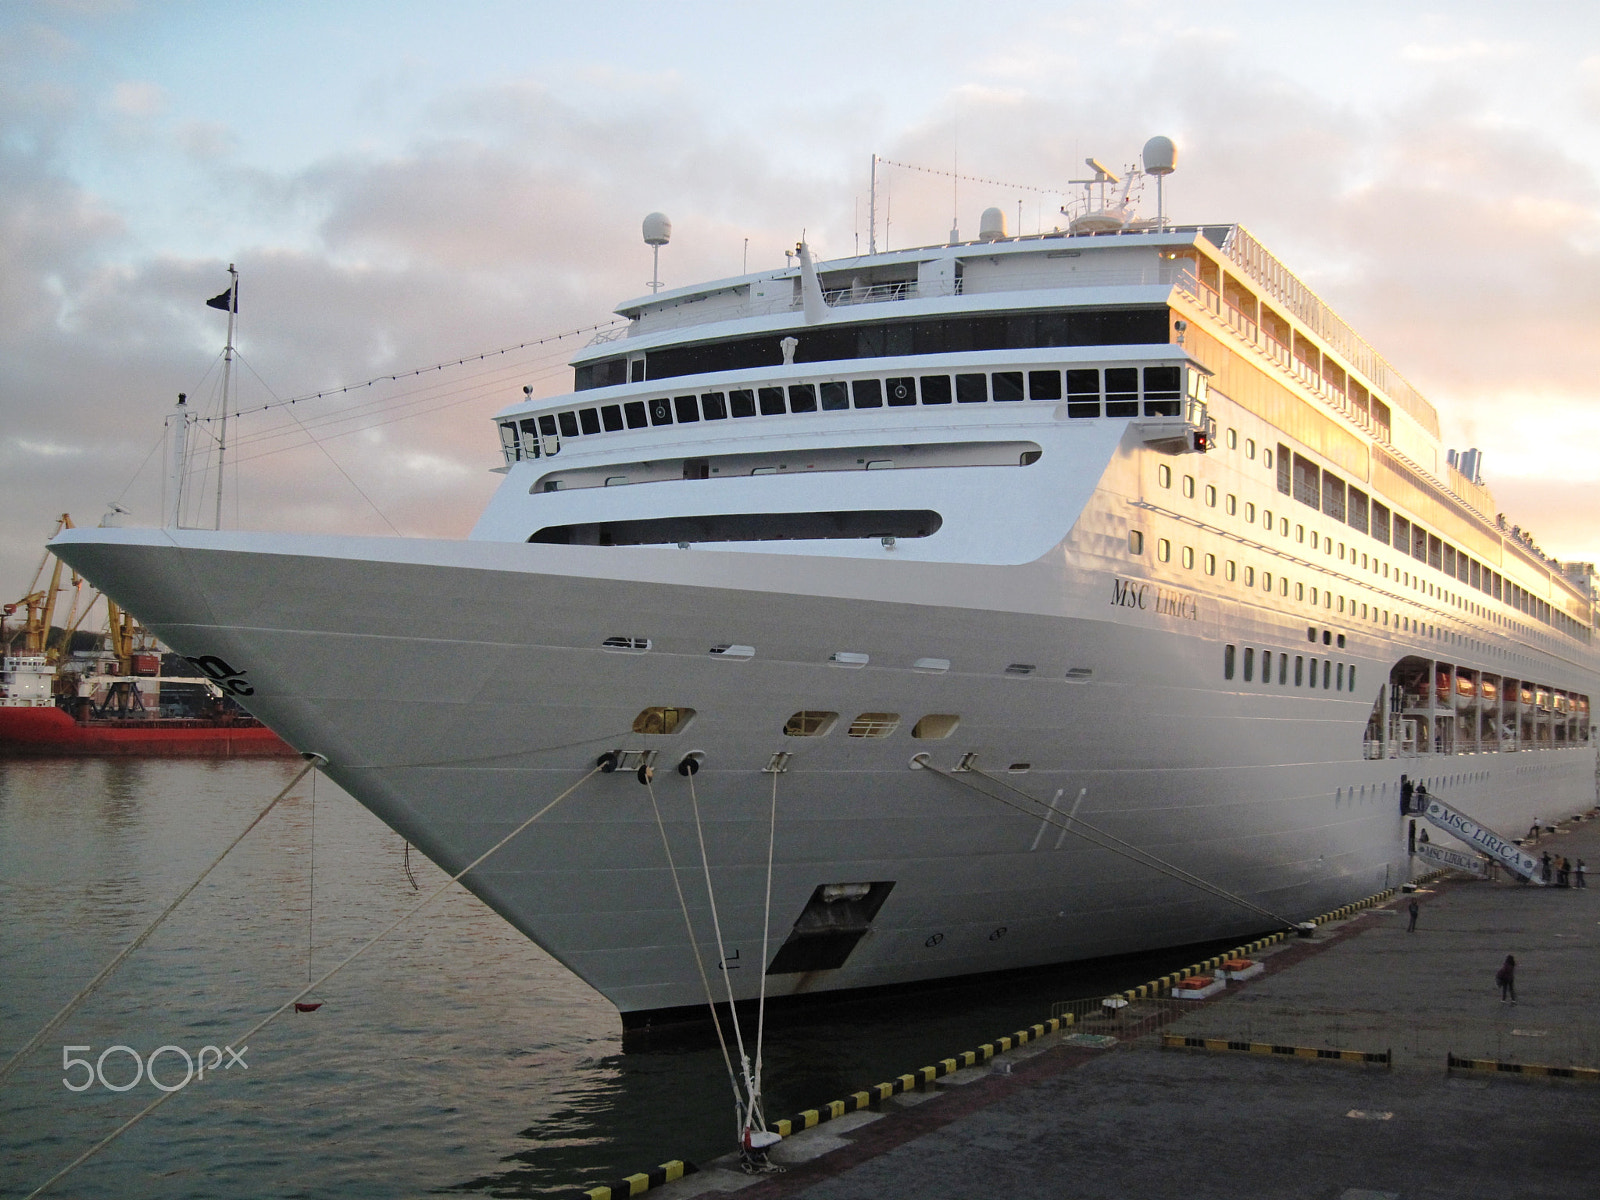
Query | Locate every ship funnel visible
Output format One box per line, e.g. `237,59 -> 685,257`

978,207 -> 1008,242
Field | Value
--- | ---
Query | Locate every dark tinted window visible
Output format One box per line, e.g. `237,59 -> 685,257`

920,375 -> 952,404
729,389 -> 756,417
758,387 -> 786,415
852,379 -> 883,408
624,401 -> 648,429
992,372 -> 1024,401
578,408 -> 601,435
1105,367 -> 1138,416
1028,370 -> 1062,400
601,405 -> 624,432
701,392 -> 727,420
538,414 -> 557,435
788,384 -> 817,413
820,381 -> 849,410
557,411 -> 579,437
956,373 -> 987,403
886,377 -> 916,406
648,397 -> 673,426
1144,365 -> 1181,395
674,395 -> 699,423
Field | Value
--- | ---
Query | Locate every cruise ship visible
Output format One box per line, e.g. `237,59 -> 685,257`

52,141 -> 1599,1042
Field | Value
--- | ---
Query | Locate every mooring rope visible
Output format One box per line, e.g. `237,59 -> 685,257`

642,771 -> 747,1138
686,769 -> 762,1135
0,756 -> 321,1091
748,767 -> 780,1142
922,760 -> 1295,928
23,765 -> 599,1200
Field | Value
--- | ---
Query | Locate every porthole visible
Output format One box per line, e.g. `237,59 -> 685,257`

848,712 -> 900,738
1244,566 -> 1255,587
1262,448 -> 1273,469
1245,502 -> 1256,522
1182,475 -> 1195,498
1226,494 -> 1238,516
1225,560 -> 1237,582
1262,571 -> 1273,591
911,714 -> 960,739
632,706 -> 695,735
1159,463 -> 1172,488
1204,552 -> 1216,576
784,711 -> 838,737
1157,538 -> 1171,563
1262,508 -> 1273,528
1227,428 -> 1238,450
1128,530 -> 1144,554
1182,546 -> 1195,569
1246,438 -> 1256,459
1205,484 -> 1217,507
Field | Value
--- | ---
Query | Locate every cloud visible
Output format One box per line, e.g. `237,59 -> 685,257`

108,79 -> 164,117
1400,39 -> 1522,64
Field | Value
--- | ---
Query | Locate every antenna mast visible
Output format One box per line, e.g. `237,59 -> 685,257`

214,263 -> 237,531
868,155 -> 877,255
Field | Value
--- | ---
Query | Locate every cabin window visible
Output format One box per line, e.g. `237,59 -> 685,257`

624,401 -> 648,429
1297,656 -> 1306,686
912,714 -> 960,739
1226,495 -> 1238,515
992,372 -> 1025,402
1157,538 -> 1171,562
1348,665 -> 1356,691
1205,484 -> 1217,507
1279,653 -> 1289,685
1263,571 -> 1273,591
1182,475 -> 1195,499
787,383 -> 817,413
1182,546 -> 1195,569
1262,650 -> 1273,681
1262,508 -> 1272,528
1225,560 -> 1237,581
1336,663 -> 1344,690
601,404 -> 625,432
1246,438 -> 1257,460
919,375 -> 952,405
1204,552 -> 1216,575
702,392 -> 728,419
784,711 -> 838,737
1245,502 -> 1256,522
847,712 -> 900,738
852,379 -> 883,408
674,395 -> 699,423
820,381 -> 849,410
578,408 -> 601,435
1244,566 -> 1255,587
1143,365 -> 1181,416
1243,647 -> 1255,682
1293,454 -> 1319,508
729,389 -> 756,417
759,387 -> 786,415
1296,582 -> 1304,601
1224,645 -> 1236,679
632,706 -> 695,735
1227,428 -> 1238,450
887,377 -> 917,406
1066,369 -> 1100,417
1158,464 -> 1172,488
1029,370 -> 1063,401
1323,660 -> 1332,689
1262,448 -> 1273,469
1276,444 -> 1292,495
955,373 -> 988,403
1129,530 -> 1144,554
1105,367 -> 1138,415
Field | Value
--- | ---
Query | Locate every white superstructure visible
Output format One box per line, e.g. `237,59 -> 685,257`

52,153 -> 1599,1041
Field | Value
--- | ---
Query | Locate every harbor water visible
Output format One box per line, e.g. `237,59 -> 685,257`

1,759 -> 1249,1198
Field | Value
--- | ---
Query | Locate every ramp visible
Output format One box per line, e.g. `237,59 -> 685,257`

1418,795 -> 1544,884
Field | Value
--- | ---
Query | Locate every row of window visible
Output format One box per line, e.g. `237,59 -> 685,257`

574,306 -> 1171,389
1276,444 -> 1586,642
503,365 -> 1190,463
630,705 -> 960,740
1224,645 -> 1357,691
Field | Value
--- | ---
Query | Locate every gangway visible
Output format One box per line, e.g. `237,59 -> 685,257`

1415,793 -> 1544,885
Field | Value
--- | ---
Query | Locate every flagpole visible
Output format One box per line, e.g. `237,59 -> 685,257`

215,263 -> 236,531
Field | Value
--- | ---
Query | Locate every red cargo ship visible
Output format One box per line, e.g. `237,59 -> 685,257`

0,700 -> 294,758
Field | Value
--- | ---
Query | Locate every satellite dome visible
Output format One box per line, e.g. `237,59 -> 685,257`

1142,136 -> 1177,176
978,207 -> 1008,243
642,212 -> 672,247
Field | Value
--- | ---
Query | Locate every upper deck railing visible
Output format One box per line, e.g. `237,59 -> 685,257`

1217,226 -> 1439,438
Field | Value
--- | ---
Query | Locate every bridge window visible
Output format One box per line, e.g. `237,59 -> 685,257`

919,375 -> 952,405
956,373 -> 988,403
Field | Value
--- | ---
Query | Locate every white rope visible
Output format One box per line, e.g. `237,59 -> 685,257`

748,767 -> 779,1137
0,757 -> 319,1090
925,761 -> 1295,928
642,772 -> 746,1138
23,765 -> 598,1200
685,770 -> 760,1133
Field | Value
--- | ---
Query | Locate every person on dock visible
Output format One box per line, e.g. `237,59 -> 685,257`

1558,857 -> 1571,888
1496,955 -> 1517,1004
1541,851 -> 1553,884
1527,817 -> 1542,843
1407,898 -> 1419,932
1578,859 -> 1588,889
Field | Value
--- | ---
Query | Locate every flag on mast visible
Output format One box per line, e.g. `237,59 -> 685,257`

206,284 -> 237,312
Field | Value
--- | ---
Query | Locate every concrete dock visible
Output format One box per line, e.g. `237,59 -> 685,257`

631,811 -> 1600,1200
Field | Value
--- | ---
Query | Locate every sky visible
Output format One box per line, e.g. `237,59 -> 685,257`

4,0 -> 1600,609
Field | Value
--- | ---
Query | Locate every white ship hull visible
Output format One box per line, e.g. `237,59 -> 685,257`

52,215 -> 1599,1032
